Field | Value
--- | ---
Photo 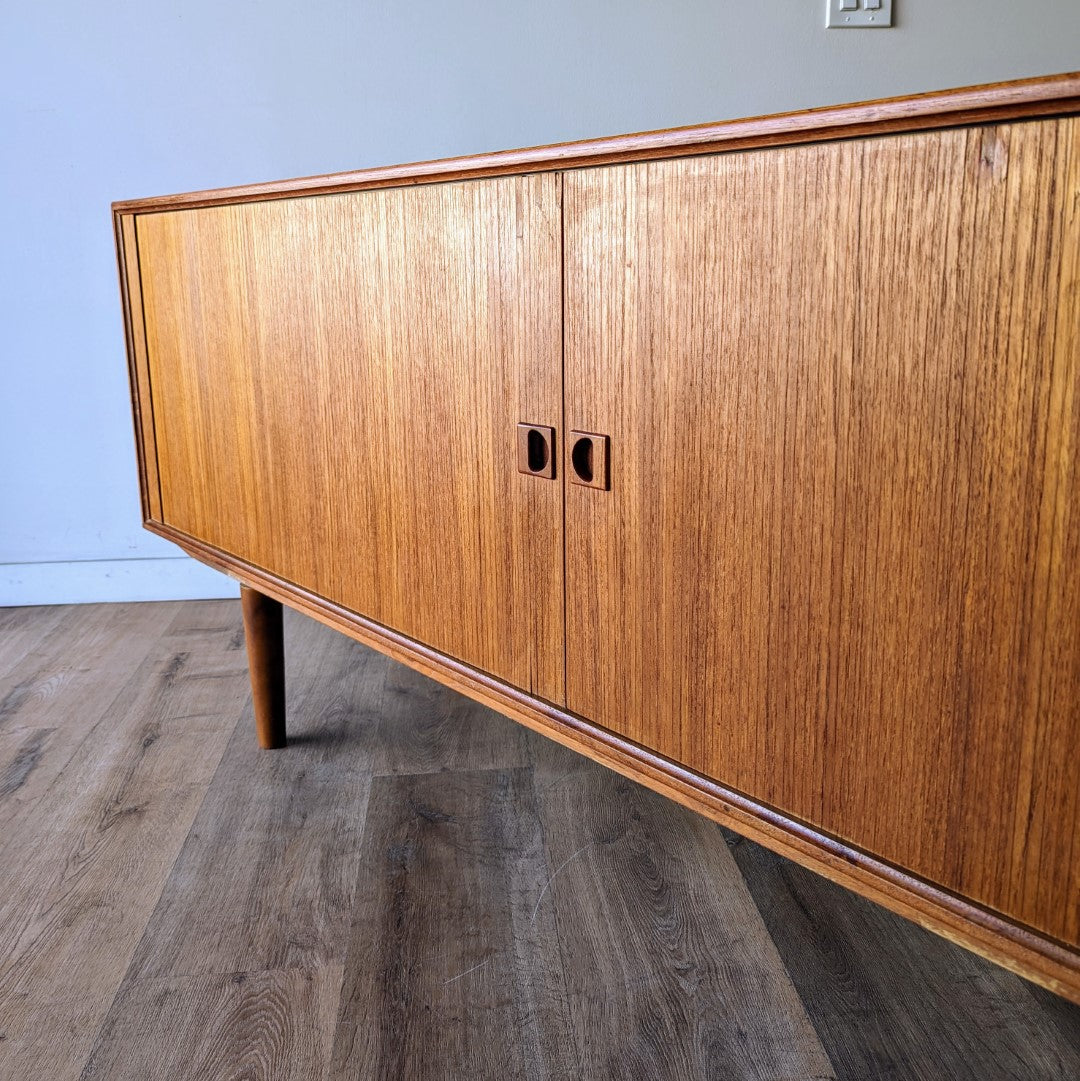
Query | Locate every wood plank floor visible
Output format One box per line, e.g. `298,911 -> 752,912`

0,600 -> 1076,1080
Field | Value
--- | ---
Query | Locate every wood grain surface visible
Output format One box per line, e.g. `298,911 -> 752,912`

147,517 -> 1080,1002
111,72 -> 1080,213
328,767 -> 580,1079
563,117 -> 1080,947
3,602 -> 1078,1079
241,586 -> 287,749
0,603 -> 250,1080
120,638 -> 374,983
729,830 -> 1080,1081
114,77 -> 1080,1001
0,603 -> 183,838
0,604 -> 68,676
83,967 -> 343,1081
136,173 -> 564,703
526,750 -> 835,1080
115,214 -> 161,522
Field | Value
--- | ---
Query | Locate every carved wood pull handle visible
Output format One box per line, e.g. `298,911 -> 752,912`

569,431 -> 610,490
516,423 -> 556,479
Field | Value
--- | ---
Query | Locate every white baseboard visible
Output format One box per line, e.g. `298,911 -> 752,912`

0,556 -> 240,606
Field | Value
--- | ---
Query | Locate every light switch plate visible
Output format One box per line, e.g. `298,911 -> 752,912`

827,0 -> 893,28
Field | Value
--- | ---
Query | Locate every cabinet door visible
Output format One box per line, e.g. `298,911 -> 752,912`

564,120 -> 1080,944
137,175 -> 564,702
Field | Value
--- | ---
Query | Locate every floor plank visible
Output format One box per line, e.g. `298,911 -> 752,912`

330,766 -> 580,1080
0,604 -> 69,681
123,611 -> 374,981
0,602 -> 185,838
727,828 -> 1080,1081
0,726 -> 53,802
347,631 -> 537,777
1,601 -> 1078,1080
81,966 -> 342,1081
529,745 -> 836,1081
0,603 -> 178,733
0,602 -> 248,1081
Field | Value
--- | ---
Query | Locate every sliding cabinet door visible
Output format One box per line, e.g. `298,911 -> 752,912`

564,119 -> 1080,944
137,175 -> 564,701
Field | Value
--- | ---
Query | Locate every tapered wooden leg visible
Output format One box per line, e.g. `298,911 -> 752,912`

240,585 -> 287,749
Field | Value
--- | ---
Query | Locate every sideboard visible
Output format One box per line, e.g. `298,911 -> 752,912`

114,73 -> 1080,1002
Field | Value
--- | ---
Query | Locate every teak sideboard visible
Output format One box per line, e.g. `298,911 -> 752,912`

114,73 -> 1080,1002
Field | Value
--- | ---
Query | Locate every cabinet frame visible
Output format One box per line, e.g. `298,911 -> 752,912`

114,71 -> 1080,1003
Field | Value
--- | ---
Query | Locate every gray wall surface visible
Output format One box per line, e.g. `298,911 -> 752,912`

2,2 -> 1077,603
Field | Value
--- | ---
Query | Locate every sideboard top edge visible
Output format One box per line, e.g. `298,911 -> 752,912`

112,71 -> 1080,214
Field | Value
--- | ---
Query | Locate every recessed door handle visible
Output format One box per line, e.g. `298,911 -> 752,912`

517,423 -> 556,479
569,430 -> 609,490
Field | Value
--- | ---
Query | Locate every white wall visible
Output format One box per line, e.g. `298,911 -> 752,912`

2,1 -> 1077,605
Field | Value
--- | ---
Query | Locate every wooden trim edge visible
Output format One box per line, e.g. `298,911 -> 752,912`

115,212 -> 162,521
113,211 -> 145,518
114,211 -> 150,520
112,72 -> 1080,213
147,519 -> 1080,1004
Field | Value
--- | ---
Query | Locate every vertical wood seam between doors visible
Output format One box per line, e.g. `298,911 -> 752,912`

559,171 -> 569,708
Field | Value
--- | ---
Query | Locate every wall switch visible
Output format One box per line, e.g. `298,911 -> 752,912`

827,0 -> 892,28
